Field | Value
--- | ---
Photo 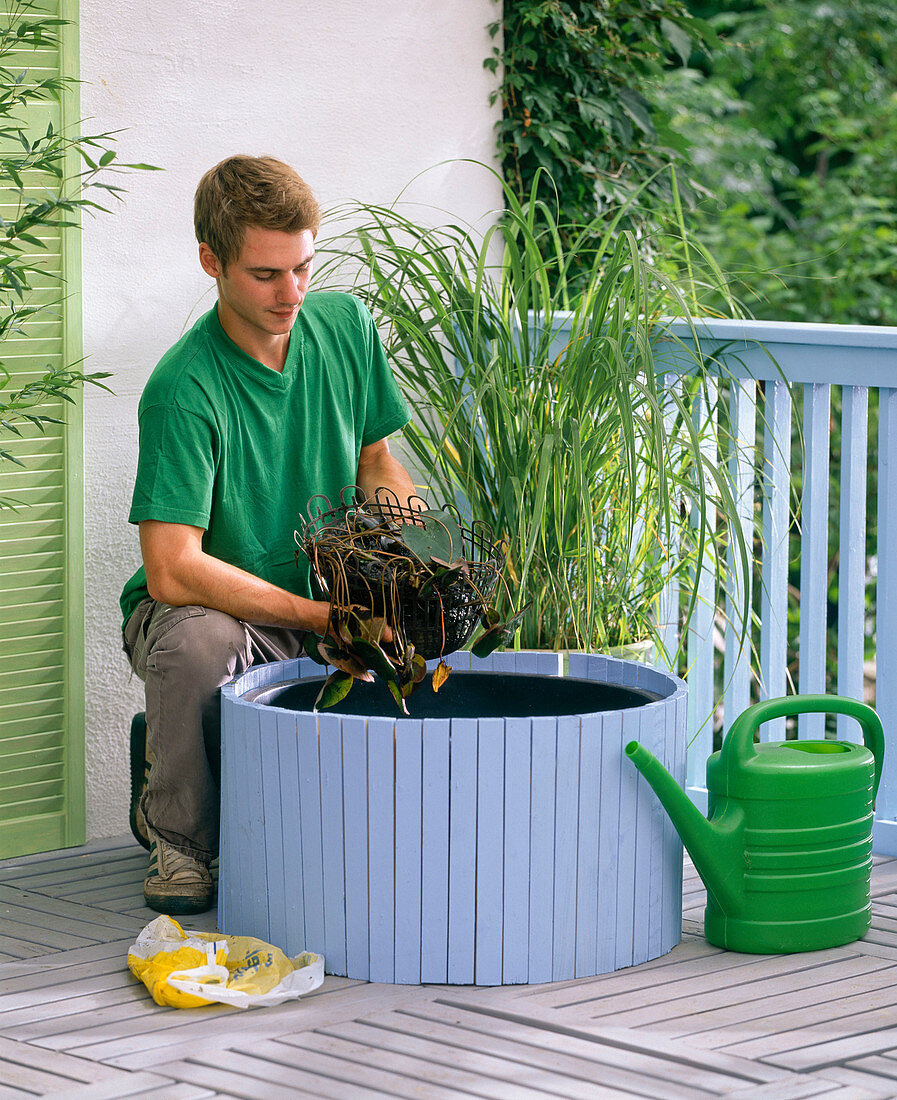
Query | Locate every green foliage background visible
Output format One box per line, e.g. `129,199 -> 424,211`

487,0 -> 711,253
491,0 -> 897,325
662,0 -> 897,326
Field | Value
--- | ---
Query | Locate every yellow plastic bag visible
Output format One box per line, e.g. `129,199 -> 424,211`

127,915 -> 325,1008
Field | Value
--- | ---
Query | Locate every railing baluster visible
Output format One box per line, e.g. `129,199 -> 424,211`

874,389 -> 897,848
759,380 -> 792,741
722,380 -> 757,733
686,377 -> 717,809
837,385 -> 869,742
798,382 -> 832,738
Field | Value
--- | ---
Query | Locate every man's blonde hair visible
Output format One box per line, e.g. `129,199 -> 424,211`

194,155 -> 321,269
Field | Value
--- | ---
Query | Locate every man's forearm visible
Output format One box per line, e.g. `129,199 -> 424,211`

356,442 -> 418,512
140,522 -> 331,633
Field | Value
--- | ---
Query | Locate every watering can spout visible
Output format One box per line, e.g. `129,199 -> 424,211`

625,741 -> 745,917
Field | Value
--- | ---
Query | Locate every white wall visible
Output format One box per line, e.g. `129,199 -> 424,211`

79,0 -> 502,840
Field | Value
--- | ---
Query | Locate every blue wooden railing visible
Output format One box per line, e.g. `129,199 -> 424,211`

659,319 -> 897,854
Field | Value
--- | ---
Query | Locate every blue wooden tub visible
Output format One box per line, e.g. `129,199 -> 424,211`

219,651 -> 687,985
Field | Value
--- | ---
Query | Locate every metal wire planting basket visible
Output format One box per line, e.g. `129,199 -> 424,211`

296,487 -> 505,659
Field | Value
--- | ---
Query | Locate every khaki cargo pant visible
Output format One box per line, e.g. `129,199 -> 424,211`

122,599 -> 306,862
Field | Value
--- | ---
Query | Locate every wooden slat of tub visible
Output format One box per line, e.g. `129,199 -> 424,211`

260,706 -> 288,955
501,716 -> 531,985
474,716 -> 503,987
342,715 -> 369,980
447,716 -> 477,985
615,707 -> 642,970
245,704 -> 270,942
527,715 -> 557,985
575,711 -> 601,979
318,710 -> 347,977
638,702 -> 666,963
296,711 -> 325,958
663,690 -> 687,950
217,681 -> 236,935
394,718 -> 423,985
368,715 -> 396,984
596,709 -> 623,974
276,711 -> 305,957
551,714 -> 580,982
420,718 -> 450,985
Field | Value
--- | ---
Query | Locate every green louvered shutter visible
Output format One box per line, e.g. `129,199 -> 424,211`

0,0 -> 85,858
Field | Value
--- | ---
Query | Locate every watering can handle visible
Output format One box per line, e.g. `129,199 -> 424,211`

722,694 -> 885,803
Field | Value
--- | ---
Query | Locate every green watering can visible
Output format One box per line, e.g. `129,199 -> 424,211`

626,694 -> 884,954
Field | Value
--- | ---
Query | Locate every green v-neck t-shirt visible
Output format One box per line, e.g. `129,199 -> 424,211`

120,291 -> 410,628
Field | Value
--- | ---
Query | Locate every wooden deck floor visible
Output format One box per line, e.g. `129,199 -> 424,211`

3,841 -> 897,1098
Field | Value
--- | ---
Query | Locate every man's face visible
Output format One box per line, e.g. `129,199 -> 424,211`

200,225 -> 316,344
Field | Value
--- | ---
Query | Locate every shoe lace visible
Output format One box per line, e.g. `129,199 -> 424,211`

151,837 -> 208,879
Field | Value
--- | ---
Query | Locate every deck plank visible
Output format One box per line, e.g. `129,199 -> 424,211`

202,1039 -> 567,1100
67,982 -> 434,1068
0,981 -> 152,1033
814,1066 -> 897,1098
0,1034 -> 140,1090
278,1029 -> 632,1100
136,1059 -> 327,1100
590,953 -> 896,1029
0,885 -> 144,937
309,1017 -> 663,1100
0,940 -> 139,992
760,1028 -> 897,1072
58,1082 -> 218,1099
643,959 -> 897,1041
0,915 -> 100,953
322,1002 -> 714,1099
431,999 -> 795,1088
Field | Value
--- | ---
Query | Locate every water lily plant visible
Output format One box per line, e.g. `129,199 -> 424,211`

296,493 -> 514,712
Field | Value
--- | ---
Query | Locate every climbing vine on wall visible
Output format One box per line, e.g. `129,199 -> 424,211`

485,0 -> 711,233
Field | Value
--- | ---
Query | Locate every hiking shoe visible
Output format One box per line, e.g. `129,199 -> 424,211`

129,712 -> 151,852
144,830 -> 214,915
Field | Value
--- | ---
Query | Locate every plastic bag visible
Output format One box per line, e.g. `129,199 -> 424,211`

127,915 -> 325,1008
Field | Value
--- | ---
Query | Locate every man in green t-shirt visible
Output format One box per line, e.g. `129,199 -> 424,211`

121,155 -> 414,914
